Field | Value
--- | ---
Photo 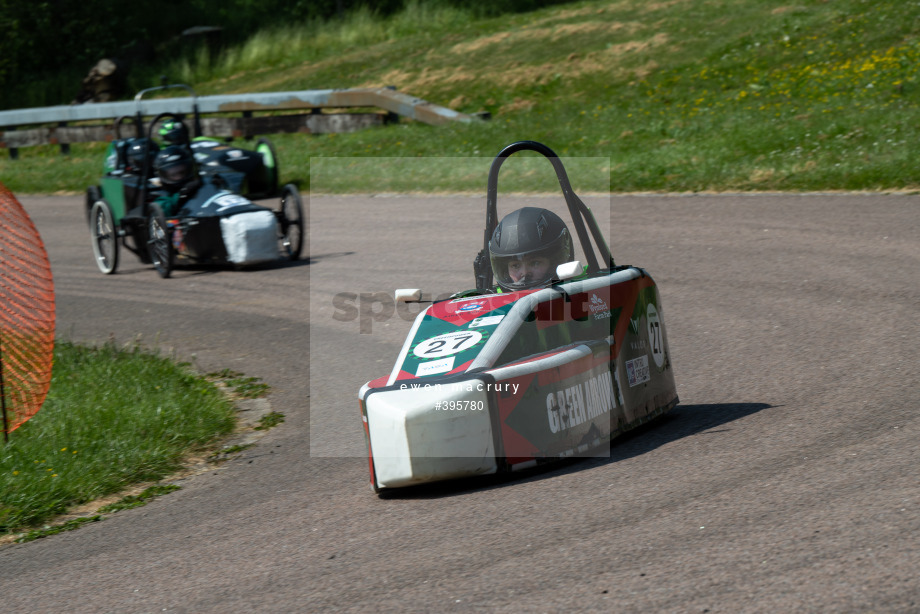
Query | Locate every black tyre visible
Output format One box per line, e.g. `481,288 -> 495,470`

85,185 -> 101,227
89,200 -> 119,274
256,137 -> 279,196
278,184 -> 303,261
146,203 -> 174,278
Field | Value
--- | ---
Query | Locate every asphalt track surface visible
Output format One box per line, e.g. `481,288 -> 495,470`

2,192 -> 918,613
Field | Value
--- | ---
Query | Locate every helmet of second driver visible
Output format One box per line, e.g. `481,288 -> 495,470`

158,119 -> 190,146
125,138 -> 160,173
155,145 -> 196,192
489,207 -> 573,291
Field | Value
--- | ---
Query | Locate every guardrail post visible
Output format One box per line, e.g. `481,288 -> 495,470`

58,122 -> 70,155
242,111 -> 253,140
6,126 -> 18,160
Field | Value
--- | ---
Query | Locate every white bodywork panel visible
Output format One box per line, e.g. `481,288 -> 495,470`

366,384 -> 497,488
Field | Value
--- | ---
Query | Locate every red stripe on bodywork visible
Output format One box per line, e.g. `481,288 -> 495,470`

365,375 -> 390,390
448,359 -> 474,375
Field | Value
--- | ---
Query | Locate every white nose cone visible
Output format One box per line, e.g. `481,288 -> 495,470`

366,383 -> 497,488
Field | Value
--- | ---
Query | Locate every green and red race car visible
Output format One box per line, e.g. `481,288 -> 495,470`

359,141 -> 679,492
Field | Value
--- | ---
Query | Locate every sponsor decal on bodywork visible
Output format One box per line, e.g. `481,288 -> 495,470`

498,354 -> 617,460
546,369 -> 616,434
457,302 -> 485,313
626,355 -> 650,387
588,293 -> 612,320
469,314 -> 504,328
415,356 -> 455,377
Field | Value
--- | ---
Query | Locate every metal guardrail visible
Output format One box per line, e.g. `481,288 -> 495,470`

0,87 -> 481,157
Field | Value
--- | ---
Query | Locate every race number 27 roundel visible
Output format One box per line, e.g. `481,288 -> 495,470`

0,182 -> 55,438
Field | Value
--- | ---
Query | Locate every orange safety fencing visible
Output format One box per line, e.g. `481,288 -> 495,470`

0,181 -> 55,439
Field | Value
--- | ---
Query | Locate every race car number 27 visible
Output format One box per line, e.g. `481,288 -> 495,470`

413,331 -> 482,359
647,303 -> 665,368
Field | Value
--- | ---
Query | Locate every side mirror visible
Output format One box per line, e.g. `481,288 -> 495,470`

555,260 -> 582,281
395,288 -> 422,302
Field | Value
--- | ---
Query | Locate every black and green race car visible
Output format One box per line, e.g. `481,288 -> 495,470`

85,104 -> 302,278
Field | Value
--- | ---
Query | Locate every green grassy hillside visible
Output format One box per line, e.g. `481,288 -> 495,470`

3,0 -> 920,193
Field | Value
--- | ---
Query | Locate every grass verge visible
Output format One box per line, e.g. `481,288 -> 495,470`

0,341 -> 238,536
3,0 -> 920,193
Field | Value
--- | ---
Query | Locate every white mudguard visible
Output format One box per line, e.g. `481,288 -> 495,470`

220,210 -> 279,265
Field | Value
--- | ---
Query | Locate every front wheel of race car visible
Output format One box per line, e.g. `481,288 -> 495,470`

256,138 -> 279,197
90,199 -> 119,274
146,203 -> 174,278
278,184 -> 304,261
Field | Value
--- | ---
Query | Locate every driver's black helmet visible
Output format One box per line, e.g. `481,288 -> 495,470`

155,145 -> 196,191
158,119 -> 190,146
125,138 -> 159,173
489,207 -> 573,291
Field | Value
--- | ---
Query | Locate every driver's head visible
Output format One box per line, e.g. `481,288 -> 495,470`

489,207 -> 573,291
158,119 -> 190,146
125,138 -> 159,173
155,145 -> 196,192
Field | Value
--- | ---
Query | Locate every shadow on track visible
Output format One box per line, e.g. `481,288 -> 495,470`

377,402 -> 772,500
305,251 -> 355,264
128,256 -> 319,277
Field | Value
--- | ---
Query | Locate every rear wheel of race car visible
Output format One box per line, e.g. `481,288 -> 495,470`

146,203 -> 174,278
89,199 -> 119,274
278,184 -> 304,261
256,138 -> 279,196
